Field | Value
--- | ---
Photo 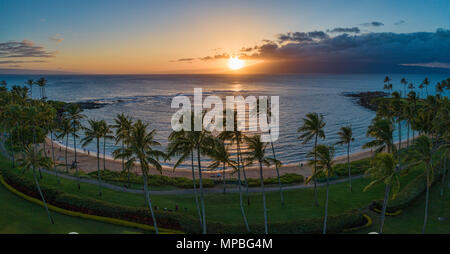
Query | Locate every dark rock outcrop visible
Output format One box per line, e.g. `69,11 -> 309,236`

342,91 -> 388,111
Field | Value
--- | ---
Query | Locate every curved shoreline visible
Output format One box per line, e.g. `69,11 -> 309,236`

45,136 -> 416,180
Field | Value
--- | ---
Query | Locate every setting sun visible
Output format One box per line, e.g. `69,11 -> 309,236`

227,56 -> 244,70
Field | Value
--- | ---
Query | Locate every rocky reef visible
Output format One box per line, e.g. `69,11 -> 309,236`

342,91 -> 388,111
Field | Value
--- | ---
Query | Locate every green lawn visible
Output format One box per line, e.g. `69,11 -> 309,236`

0,182 -> 147,234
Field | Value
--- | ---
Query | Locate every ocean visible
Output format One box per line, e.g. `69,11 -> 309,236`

1,73 -> 447,169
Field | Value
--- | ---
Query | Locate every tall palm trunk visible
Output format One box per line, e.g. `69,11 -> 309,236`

422,169 -> 431,234
222,162 -> 226,194
313,135 -> 319,207
379,184 -> 391,233
237,140 -> 250,205
406,122 -> 410,148
142,172 -> 159,234
196,148 -> 207,234
97,138 -> 102,196
50,131 -> 59,184
65,135 -> 69,173
398,120 -> 402,151
323,170 -> 330,234
269,126 -> 284,205
32,167 -> 54,224
441,154 -> 448,196
259,161 -> 268,234
191,152 -> 203,230
236,147 -> 250,232
9,132 -> 15,168
73,132 -> 80,190
103,137 -> 106,171
347,142 -> 352,192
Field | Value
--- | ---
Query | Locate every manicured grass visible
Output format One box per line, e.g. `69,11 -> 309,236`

1,154 -> 425,228
0,182 -> 146,234
352,184 -> 450,234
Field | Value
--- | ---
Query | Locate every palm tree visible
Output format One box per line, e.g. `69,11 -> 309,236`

17,144 -> 54,224
364,152 -> 401,233
66,104 -> 86,189
167,128 -> 204,231
306,144 -> 335,234
253,99 -> 285,206
407,136 -> 437,233
391,91 -> 403,151
336,125 -> 355,192
244,135 -> 278,234
422,77 -> 430,97
400,78 -> 407,98
383,76 -> 393,94
26,79 -> 34,98
35,77 -> 47,100
219,109 -> 251,205
208,139 -> 236,194
363,117 -> 395,154
81,119 -> 104,196
56,117 -> 71,173
297,112 -> 326,206
418,83 -> 425,99
99,120 -> 113,171
117,120 -> 166,234
112,113 -> 133,187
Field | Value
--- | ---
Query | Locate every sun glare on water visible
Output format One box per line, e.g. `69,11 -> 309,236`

227,56 -> 244,70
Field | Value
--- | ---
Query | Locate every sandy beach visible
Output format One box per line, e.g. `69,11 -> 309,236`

44,137 -> 415,180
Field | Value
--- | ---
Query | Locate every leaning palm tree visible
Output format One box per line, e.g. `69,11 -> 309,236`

66,104 -> 86,190
112,113 -> 133,187
17,144 -> 54,224
336,125 -> 355,192
298,112 -> 326,206
118,120 -> 166,234
364,152 -> 401,233
99,120 -> 113,171
306,144 -> 335,234
81,119 -> 104,196
407,136 -> 437,233
244,135 -> 278,234
363,117 -> 395,154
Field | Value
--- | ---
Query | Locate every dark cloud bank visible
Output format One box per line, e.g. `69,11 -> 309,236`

222,28 -> 450,73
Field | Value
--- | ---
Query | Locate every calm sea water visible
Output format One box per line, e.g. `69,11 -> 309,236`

1,73 -> 447,169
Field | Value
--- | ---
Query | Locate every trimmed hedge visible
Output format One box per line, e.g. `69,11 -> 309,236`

246,173 -> 304,187
3,168 -> 367,234
87,169 -> 215,189
316,158 -> 371,180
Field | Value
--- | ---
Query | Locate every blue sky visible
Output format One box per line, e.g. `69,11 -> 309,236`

0,0 -> 449,73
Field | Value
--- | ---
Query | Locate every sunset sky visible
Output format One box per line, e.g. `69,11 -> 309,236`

1,0 -> 449,74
